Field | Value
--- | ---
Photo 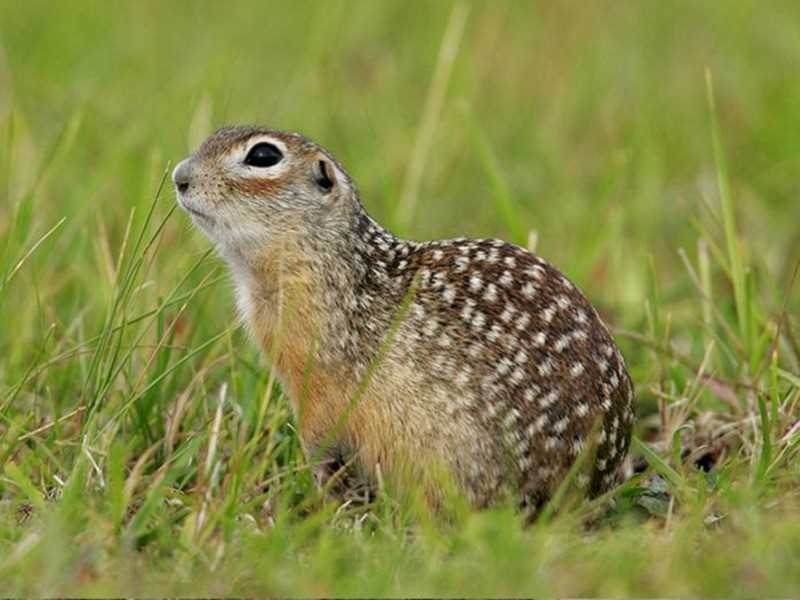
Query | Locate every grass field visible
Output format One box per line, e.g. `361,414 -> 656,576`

1,1 -> 800,596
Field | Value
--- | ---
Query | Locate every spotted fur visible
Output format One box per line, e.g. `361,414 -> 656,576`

174,126 -> 635,513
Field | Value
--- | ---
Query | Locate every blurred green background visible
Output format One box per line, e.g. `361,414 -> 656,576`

2,1 -> 799,314
1,1 -> 799,596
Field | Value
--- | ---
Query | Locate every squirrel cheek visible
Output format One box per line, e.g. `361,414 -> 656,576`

227,175 -> 286,199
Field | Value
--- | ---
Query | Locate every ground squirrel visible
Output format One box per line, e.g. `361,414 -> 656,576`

173,126 -> 635,513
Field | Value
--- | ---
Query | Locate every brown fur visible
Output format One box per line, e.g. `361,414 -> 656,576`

228,175 -> 288,198
175,125 -> 636,516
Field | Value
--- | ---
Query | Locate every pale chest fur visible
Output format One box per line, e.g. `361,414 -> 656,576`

232,247 -> 337,423
233,255 -> 489,496
231,247 -> 394,468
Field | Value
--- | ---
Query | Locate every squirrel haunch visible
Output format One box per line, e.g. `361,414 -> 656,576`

174,125 -> 635,512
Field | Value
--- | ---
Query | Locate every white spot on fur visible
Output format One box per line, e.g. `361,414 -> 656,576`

523,386 -> 539,402
541,305 -> 557,323
419,268 -> 431,286
544,437 -> 560,451
538,389 -> 558,407
526,265 -> 545,280
469,274 -> 483,293
499,271 -> 514,287
461,299 -> 476,322
423,319 -> 439,336
528,414 -> 548,436
539,358 -> 553,377
500,303 -> 516,322
554,334 -> 571,352
483,283 -> 498,303
496,357 -> 512,377
502,333 -> 520,351
412,302 -> 425,320
468,343 -> 483,359
522,282 -> 537,299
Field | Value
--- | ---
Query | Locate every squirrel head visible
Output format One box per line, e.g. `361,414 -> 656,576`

173,126 -> 356,261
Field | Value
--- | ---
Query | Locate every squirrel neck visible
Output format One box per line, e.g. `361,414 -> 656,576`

232,201 -> 418,379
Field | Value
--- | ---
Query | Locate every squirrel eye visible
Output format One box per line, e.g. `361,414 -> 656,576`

244,142 -> 283,167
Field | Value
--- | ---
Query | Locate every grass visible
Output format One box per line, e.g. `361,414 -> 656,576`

1,1 -> 800,596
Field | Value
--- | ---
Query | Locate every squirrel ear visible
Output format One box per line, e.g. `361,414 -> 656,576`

312,157 -> 336,194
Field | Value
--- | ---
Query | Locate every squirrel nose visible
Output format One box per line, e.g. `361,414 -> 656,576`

173,159 -> 194,193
